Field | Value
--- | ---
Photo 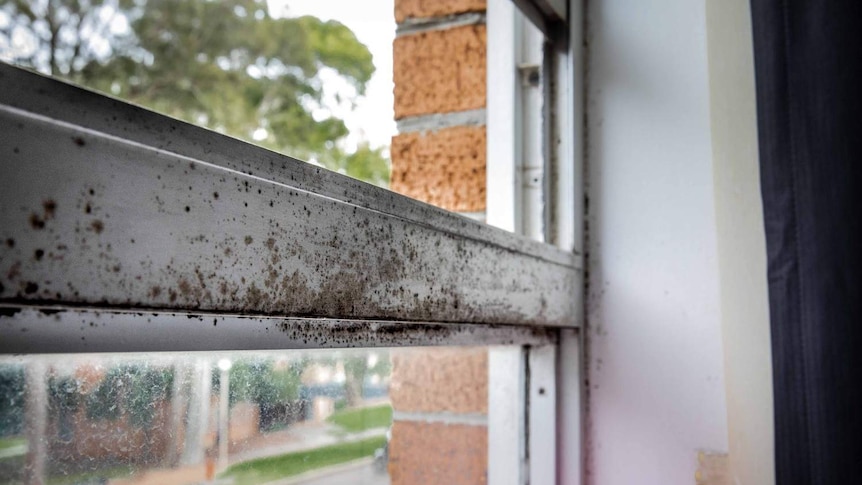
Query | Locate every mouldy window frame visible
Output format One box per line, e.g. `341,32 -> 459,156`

0,63 -> 579,353
0,1 -> 582,482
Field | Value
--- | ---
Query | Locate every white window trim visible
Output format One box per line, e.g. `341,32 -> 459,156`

487,0 -> 584,484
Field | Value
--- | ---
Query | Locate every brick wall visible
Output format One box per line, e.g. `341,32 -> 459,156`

389,0 -> 490,483
391,0 -> 488,214
389,348 -> 488,484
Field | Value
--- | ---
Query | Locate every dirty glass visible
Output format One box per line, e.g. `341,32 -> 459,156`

0,0 -> 395,187
0,346 -> 500,485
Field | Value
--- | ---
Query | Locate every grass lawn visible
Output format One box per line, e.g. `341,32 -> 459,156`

327,403 -> 392,433
0,438 -> 26,453
220,435 -> 386,485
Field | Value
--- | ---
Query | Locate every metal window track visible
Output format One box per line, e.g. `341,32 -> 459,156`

0,305 -> 556,353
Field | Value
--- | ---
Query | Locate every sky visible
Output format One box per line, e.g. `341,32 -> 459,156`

273,0 -> 397,151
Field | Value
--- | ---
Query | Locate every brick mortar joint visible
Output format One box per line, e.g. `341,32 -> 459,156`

396,108 -> 487,133
392,410 -> 489,426
396,12 -> 486,37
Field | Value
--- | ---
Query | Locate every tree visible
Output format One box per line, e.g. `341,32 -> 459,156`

0,0 -> 389,185
85,364 -> 173,463
0,365 -> 25,437
320,143 -> 390,187
226,358 -> 302,407
341,350 -> 390,407
222,356 -> 307,430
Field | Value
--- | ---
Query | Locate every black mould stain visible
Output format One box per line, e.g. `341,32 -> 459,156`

184,206 -> 190,212
29,213 -> 45,230
213,192 -> 219,199
28,200 -> 57,230
177,279 -> 192,297
5,238 -> 13,248
23,282 -> 39,294
6,262 -> 21,280
34,249 -> 44,261
0,306 -> 21,317
42,200 -> 56,218
244,236 -> 253,245
85,203 -> 92,214
90,220 -> 104,234
73,136 -> 85,146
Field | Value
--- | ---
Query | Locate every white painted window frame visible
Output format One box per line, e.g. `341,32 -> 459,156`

487,0 -> 584,484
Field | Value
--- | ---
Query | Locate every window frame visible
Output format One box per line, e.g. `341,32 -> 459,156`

486,1 -> 584,484
0,0 -> 584,481
0,63 -> 577,338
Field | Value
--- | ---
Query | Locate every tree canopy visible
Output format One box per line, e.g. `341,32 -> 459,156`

0,0 -> 389,185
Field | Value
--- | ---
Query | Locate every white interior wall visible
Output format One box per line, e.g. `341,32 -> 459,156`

584,1 -> 729,483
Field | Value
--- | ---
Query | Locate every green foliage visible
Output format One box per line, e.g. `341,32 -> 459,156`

48,375 -> 80,414
368,350 -> 392,378
319,144 -> 390,187
221,435 -> 386,485
227,357 -> 304,408
0,366 -> 24,437
86,364 -> 172,427
341,355 -> 366,407
314,351 -> 391,408
86,371 -> 121,421
124,366 -> 172,427
327,403 -> 392,432
0,0 -> 390,184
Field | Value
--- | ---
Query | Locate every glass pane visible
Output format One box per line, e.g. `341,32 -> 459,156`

0,346 -> 502,485
0,0 -> 395,187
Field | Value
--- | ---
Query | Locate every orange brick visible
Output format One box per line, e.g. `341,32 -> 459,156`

395,0 -> 486,23
390,347 -> 488,414
393,25 -> 487,119
389,421 -> 487,485
390,126 -> 486,212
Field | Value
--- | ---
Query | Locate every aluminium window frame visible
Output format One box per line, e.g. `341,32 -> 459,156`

0,63 -> 577,337
487,1 -> 584,484
0,0 -> 583,481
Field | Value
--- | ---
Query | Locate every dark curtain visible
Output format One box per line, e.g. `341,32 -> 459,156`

750,1 -> 862,483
